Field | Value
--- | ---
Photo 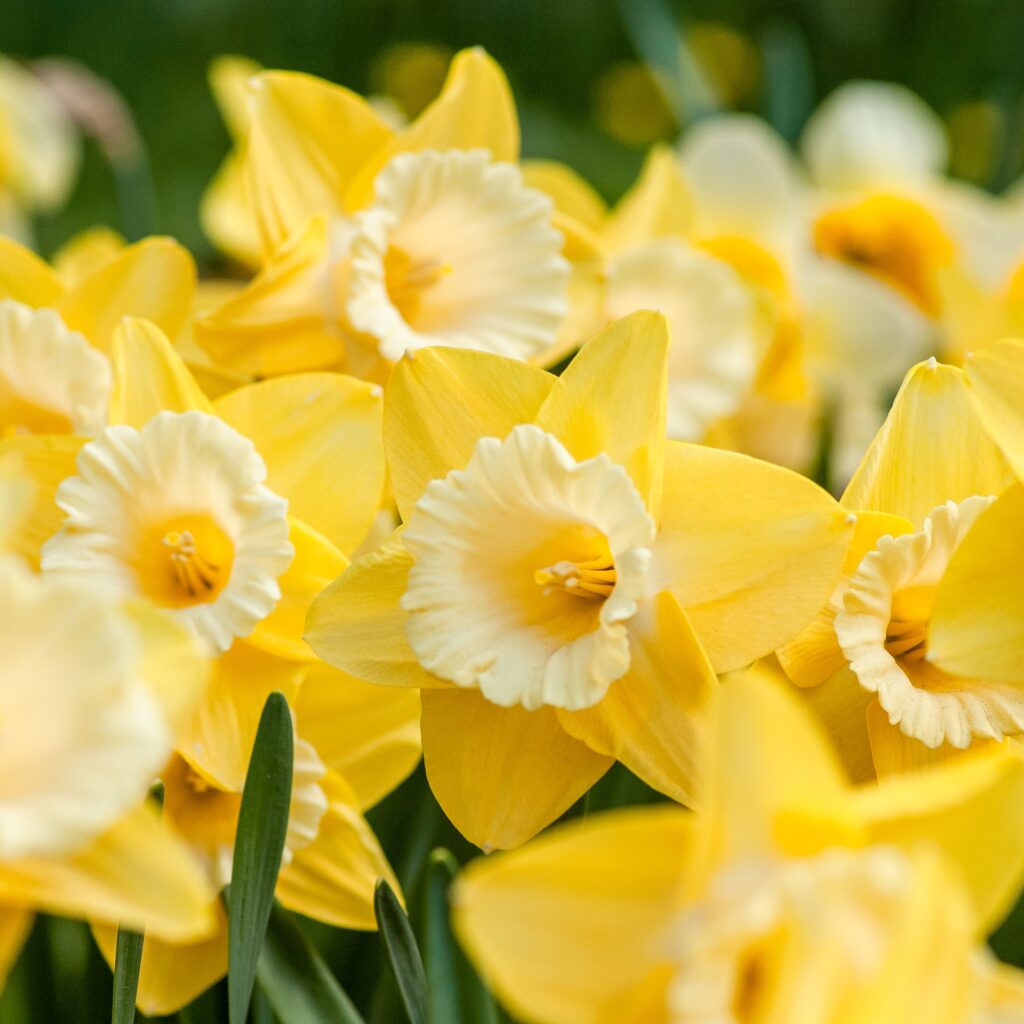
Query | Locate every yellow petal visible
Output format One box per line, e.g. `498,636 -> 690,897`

654,441 -> 853,672
453,805 -> 693,1024
385,345 -> 554,521
602,145 -> 693,251
0,435 -> 83,566
864,699 -> 966,778
57,237 -> 196,353
193,215 -> 345,377
533,310 -> 668,511
109,317 -> 213,426
778,509 -> 914,688
246,70 -> 393,250
305,534 -> 448,690
927,483 -> 1024,683
178,642 -> 304,792
277,771 -> 399,929
962,339 -> 1024,479
0,907 -> 32,988
0,803 -> 215,942
521,159 -> 608,231
709,666 -> 859,862
558,592 -> 716,808
345,47 -> 519,209
0,236 -> 62,307
294,663 -> 420,811
214,372 -> 384,553
799,667 -> 876,784
853,736 -> 1024,933
209,55 -> 261,140
247,517 -> 347,662
124,600 -> 212,735
421,688 -> 612,850
51,227 -> 125,289
842,358 -> 1012,526
93,902 -> 227,1017
201,149 -> 263,269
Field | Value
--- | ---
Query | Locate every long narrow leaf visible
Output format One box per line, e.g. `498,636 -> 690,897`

111,927 -> 143,1024
257,903 -> 366,1024
424,850 -> 460,1024
375,879 -> 430,1024
227,691 -> 294,1024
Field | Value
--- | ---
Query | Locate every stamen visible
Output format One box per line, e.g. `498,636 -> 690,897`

163,529 -> 222,598
534,556 -> 617,599
885,617 -> 928,663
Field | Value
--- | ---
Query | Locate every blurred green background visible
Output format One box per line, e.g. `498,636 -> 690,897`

7,0 -> 1024,264
4,0 -> 1024,1019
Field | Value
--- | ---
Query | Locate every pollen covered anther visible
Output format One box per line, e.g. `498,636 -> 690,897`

534,557 -> 617,599
163,529 -> 223,599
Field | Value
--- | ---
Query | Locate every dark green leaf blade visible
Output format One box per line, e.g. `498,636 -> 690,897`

228,691 -> 294,1024
257,903 -> 366,1024
110,926 -> 143,1024
424,850 -> 460,1024
375,878 -> 430,1024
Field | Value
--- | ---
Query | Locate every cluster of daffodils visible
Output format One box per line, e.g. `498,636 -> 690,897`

3,44 -> 1024,1022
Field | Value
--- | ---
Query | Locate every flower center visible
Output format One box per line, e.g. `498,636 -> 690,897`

812,194 -> 953,316
136,514 -> 235,609
534,555 -> 617,600
383,245 -> 451,324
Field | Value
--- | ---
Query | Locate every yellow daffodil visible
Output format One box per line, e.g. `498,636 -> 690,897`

0,234 -> 195,439
195,48 -> 599,381
453,667 -> 1024,1024
0,468 -> 215,984
201,55 -> 263,269
307,311 -> 853,849
779,356 -> 1018,778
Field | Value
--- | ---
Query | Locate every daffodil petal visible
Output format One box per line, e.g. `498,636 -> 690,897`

864,700 -> 966,778
201,149 -> 262,269
277,771 -> 399,929
842,358 -> 1012,526
93,902 -> 227,1017
0,803 -> 215,942
247,517 -> 347,662
603,145 -> 692,250
0,236 -> 63,307
654,441 -> 852,672
193,216 -> 345,377
52,227 -> 125,289
962,338 -> 1024,478
533,310 -> 668,510
799,667 -> 877,784
521,159 -> 608,230
209,55 -> 261,140
245,70 -> 393,250
57,237 -> 196,353
711,666 -> 859,861
294,663 -> 420,811
778,510 -> 914,688
215,372 -> 385,553
0,434 -> 83,566
305,534 -> 449,689
178,642 -> 304,792
853,736 -> 1024,934
385,345 -> 554,521
421,688 -> 612,851
452,805 -> 693,1024
109,317 -> 213,426
557,592 -> 715,808
926,484 -> 1024,684
345,47 -> 519,209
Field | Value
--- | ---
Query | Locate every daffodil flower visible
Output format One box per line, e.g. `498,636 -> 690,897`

195,48 -> 600,380
0,234 -> 195,437
307,311 -> 852,849
452,667 -> 1024,1024
0,471 -> 215,986
779,356 -> 1017,778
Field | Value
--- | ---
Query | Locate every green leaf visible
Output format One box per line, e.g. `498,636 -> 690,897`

111,927 -> 143,1024
375,878 -> 430,1024
227,691 -> 294,1024
424,850 -> 460,1024
257,903 -> 366,1024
